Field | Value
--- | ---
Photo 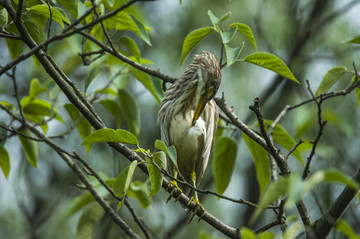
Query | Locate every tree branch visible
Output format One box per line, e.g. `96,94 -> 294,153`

249,98 -> 290,176
0,2 -> 239,237
302,80 -> 327,179
0,105 -> 141,239
313,169 -> 360,238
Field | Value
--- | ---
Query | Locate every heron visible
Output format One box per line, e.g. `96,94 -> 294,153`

157,51 -> 221,216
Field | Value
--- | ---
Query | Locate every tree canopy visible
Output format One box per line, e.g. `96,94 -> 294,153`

1,0 -> 360,238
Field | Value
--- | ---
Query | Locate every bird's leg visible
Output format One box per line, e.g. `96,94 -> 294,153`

166,167 -> 182,202
186,171 -> 205,223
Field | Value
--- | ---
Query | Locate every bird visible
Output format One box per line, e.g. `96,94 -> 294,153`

157,51 -> 221,216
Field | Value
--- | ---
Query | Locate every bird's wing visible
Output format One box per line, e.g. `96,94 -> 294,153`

195,99 -> 218,186
157,100 -> 176,176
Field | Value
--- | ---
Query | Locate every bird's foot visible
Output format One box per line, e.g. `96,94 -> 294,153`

166,180 -> 182,202
186,197 -> 205,223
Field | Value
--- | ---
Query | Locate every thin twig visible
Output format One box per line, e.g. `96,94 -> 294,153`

285,139 -> 304,161
255,220 -> 282,233
72,151 -> 152,239
45,0 -> 53,51
0,104 -> 141,239
302,80 -> 327,180
249,98 -> 290,176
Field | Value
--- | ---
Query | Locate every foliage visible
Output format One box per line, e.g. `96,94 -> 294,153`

0,0 -> 360,239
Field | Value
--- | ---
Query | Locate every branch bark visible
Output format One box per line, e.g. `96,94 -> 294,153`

0,1 -> 239,237
313,169 -> 360,238
0,105 -> 141,239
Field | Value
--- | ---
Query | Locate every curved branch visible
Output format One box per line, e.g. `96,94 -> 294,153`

0,105 -> 141,239
77,30 -> 178,83
0,1 -> 239,238
313,169 -> 360,238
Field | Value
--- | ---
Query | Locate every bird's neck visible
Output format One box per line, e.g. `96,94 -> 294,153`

175,76 -> 204,116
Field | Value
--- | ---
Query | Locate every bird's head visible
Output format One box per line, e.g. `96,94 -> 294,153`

192,51 -> 221,126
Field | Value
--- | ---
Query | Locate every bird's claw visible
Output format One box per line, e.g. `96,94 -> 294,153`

186,197 -> 205,223
166,180 -> 182,202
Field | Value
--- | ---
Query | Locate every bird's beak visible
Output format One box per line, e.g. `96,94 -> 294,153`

192,91 -> 207,126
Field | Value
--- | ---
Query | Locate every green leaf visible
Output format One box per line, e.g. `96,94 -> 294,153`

180,27 -> 214,65
283,222 -> 303,239
285,170 -> 359,209
120,37 -> 141,62
129,14 -> 152,46
0,8 -> 8,25
213,137 -> 237,195
130,67 -> 161,104
230,23 -> 257,51
105,11 -> 131,29
285,174 -> 304,207
100,99 -> 122,127
65,104 -> 93,151
81,128 -> 139,146
57,0 -> 79,18
64,192 -> 95,218
347,35 -> 360,44
104,0 -> 115,8
18,129 -> 39,168
21,97 -> 64,126
264,120 -> 304,165
0,145 -> 10,178
76,203 -> 103,239
245,52 -> 299,83
287,170 -> 359,209
0,101 -> 15,110
29,78 -> 47,98
53,7 -> 71,25
250,176 -> 290,223
315,66 -> 347,96
323,109 -> 353,136
30,11 -> 47,29
214,119 -> 225,141
356,86 -> 360,108
6,24 -> 23,59
302,170 -> 359,194
64,182 -> 113,218
113,160 -> 137,209
155,140 -> 177,167
147,151 -> 166,196
87,24 -> 103,51
219,11 -> 231,22
128,181 -> 152,208
96,87 -> 118,96
118,89 -> 140,137
225,43 -> 244,67
32,55 -> 41,68
106,12 -> 151,45
27,4 -> 70,28
336,219 -> 357,238
219,26 -> 237,44
240,227 -> 256,239
167,146 -> 177,167
257,232 -> 275,239
207,10 -> 220,27
242,133 -> 270,195
322,170 -> 359,190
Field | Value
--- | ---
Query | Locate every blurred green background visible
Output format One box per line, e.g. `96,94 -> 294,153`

1,0 -> 360,238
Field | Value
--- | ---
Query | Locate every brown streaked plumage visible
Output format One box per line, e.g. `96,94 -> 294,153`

157,51 -> 221,201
